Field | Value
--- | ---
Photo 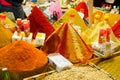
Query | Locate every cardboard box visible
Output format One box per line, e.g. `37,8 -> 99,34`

35,33 -> 46,47
22,33 -> 33,44
47,53 -> 73,72
12,31 -> 33,44
12,31 -> 22,42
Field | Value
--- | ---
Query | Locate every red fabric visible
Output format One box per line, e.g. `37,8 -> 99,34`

75,1 -> 88,18
111,20 -> 120,38
0,0 -> 12,6
28,6 -> 55,39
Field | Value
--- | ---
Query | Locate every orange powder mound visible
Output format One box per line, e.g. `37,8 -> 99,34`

0,40 -> 48,71
42,23 -> 93,64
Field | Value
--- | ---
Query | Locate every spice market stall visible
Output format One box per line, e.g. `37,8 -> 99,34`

0,0 -> 120,80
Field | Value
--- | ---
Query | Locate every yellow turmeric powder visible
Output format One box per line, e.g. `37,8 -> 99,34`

0,40 -> 48,71
0,23 -> 13,48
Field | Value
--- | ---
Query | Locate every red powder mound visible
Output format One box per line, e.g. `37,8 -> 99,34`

75,1 -> 88,18
111,20 -> 120,38
0,40 -> 48,71
28,6 -> 55,39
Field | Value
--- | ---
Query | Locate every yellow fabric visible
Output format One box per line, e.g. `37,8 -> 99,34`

53,8 -> 89,32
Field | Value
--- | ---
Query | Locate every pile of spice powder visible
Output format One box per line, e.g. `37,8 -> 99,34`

0,40 -> 48,71
28,6 -> 55,39
0,23 -> 13,48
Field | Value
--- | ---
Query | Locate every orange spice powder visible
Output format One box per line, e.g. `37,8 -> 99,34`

0,40 -> 48,71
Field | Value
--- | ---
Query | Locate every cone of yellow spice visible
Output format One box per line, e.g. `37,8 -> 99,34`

42,23 -> 93,64
0,23 -> 13,48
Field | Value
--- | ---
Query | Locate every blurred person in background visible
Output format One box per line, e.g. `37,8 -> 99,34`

93,0 -> 105,7
0,0 -> 26,19
93,0 -> 120,7
113,0 -> 120,6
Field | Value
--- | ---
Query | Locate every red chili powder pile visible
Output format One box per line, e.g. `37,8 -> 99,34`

28,6 -> 55,39
0,40 -> 48,71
